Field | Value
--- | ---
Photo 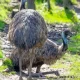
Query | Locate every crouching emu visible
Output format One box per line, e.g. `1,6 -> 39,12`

9,29 -> 72,76
8,9 -> 47,80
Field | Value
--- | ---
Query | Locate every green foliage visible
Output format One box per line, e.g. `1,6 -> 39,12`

68,54 -> 80,78
68,23 -> 80,54
0,20 -> 6,30
0,58 -> 16,74
3,58 -> 13,69
51,53 -> 80,79
71,0 -> 78,5
0,0 -> 10,4
70,61 -> 80,76
0,65 -> 7,72
37,8 -> 78,23
54,0 -> 63,5
0,65 -> 16,75
35,0 -> 43,3
53,0 -> 78,5
69,34 -> 80,54
0,50 -> 4,58
36,0 -> 79,23
64,9 -> 78,23
0,0 -> 11,30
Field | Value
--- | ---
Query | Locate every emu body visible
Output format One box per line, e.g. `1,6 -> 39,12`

8,9 -> 47,80
9,30 -> 71,74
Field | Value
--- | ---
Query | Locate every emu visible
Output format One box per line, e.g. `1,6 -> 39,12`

8,9 -> 47,80
9,29 -> 72,75
19,0 -> 26,10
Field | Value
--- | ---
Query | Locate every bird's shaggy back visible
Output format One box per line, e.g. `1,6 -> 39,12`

8,9 -> 47,49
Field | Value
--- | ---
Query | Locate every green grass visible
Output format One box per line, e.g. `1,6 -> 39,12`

51,53 -> 80,78
0,65 -> 16,75
37,8 -> 78,23
0,50 -> 4,58
68,23 -> 80,54
0,0 -> 10,3
53,0 -> 78,5
51,22 -> 80,78
0,0 -> 80,78
68,34 -> 80,54
0,0 -> 11,30
71,0 -> 78,5
0,65 -> 7,72
3,58 -> 13,69
36,0 -> 79,23
0,58 -> 16,75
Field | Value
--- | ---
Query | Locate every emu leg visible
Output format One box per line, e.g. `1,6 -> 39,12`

19,49 -> 23,80
36,65 -> 41,73
36,65 -> 45,77
28,49 -> 35,80
20,0 -> 26,10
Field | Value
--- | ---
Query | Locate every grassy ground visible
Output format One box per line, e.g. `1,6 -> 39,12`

51,53 -> 80,80
0,0 -> 80,79
68,23 -> 80,54
0,0 -> 79,29
0,0 -> 11,30
0,50 -> 4,58
36,0 -> 79,23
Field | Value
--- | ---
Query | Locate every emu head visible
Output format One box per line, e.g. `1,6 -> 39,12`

61,29 -> 72,51
64,29 -> 72,40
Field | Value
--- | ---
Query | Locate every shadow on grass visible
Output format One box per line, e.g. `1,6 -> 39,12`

0,20 -> 6,31
64,8 -> 78,23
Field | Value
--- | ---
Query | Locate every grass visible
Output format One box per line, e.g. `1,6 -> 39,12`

0,65 -> 16,75
0,53 -> 80,79
0,0 -> 11,30
0,65 -> 7,72
0,0 -> 80,78
0,50 -> 4,58
68,23 -> 80,54
50,22 -> 80,79
0,58 -> 16,75
3,58 -> 13,68
53,0 -> 78,5
71,0 -> 78,5
38,9 -> 78,23
0,0 -> 79,29
51,53 -> 80,79
36,0 -> 79,24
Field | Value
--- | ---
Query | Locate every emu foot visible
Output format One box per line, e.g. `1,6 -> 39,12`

37,73 -> 45,77
31,73 -> 45,78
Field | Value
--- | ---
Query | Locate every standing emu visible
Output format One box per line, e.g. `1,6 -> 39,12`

19,0 -> 26,10
9,29 -> 72,75
8,9 -> 47,80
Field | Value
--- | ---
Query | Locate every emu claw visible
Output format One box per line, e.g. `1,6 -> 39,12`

38,73 -> 45,77
31,73 -> 45,78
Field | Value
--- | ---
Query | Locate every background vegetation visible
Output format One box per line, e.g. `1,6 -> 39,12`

0,0 -> 11,30
0,0 -> 80,79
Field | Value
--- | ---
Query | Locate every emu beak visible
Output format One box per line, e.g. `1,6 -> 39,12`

67,35 -> 72,41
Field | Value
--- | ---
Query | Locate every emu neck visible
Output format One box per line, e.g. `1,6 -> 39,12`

58,32 -> 68,52
20,0 -> 26,10
61,32 -> 68,51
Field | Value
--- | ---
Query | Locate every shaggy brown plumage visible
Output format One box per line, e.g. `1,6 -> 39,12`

9,29 -> 72,74
8,9 -> 47,80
